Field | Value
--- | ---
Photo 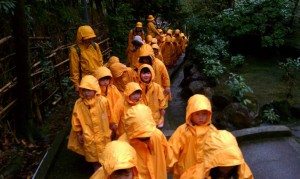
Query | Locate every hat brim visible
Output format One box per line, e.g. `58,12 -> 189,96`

147,17 -> 155,21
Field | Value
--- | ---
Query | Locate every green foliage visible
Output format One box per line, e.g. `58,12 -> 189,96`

230,54 -> 245,68
278,57 -> 300,97
225,73 -> 253,104
202,57 -> 226,82
106,3 -> 134,60
0,0 -> 15,15
262,108 -> 280,124
279,57 -> 300,77
216,0 -> 293,47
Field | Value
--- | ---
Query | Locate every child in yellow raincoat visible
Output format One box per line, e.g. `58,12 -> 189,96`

104,56 -> 120,69
67,75 -> 116,171
118,104 -> 174,179
138,64 -> 167,128
109,62 -> 138,93
168,94 -> 218,179
114,82 -> 144,138
138,44 -> 172,102
179,130 -> 253,179
160,36 -> 175,68
69,25 -> 103,91
93,66 -> 122,109
203,130 -> 253,179
90,140 -> 141,179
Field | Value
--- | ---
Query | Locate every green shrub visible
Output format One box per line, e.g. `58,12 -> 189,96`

230,54 -> 245,68
225,73 -> 253,104
262,108 -> 280,124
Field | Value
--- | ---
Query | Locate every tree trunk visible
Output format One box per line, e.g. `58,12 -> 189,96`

12,0 -> 36,141
81,0 -> 89,24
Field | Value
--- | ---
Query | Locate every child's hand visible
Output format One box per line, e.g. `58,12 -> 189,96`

157,121 -> 164,129
77,133 -> 83,145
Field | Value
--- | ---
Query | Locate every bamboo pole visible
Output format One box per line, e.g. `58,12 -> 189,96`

0,36 -> 12,46
0,52 -> 15,62
0,99 -> 17,118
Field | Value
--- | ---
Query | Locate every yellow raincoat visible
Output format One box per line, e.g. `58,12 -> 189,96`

114,82 -> 144,138
172,37 -> 182,65
126,23 -> 145,65
104,56 -> 120,68
161,37 -> 175,66
67,75 -> 114,162
109,62 -> 138,92
93,66 -> 122,110
119,104 -> 174,179
138,64 -> 167,126
180,33 -> 188,53
168,94 -> 218,179
204,130 -> 253,179
70,25 -> 103,87
90,141 -> 140,179
152,44 -> 164,62
146,16 -> 160,38
139,44 -> 171,101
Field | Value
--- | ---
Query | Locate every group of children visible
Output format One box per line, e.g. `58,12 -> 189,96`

126,15 -> 189,69
67,15 -> 253,179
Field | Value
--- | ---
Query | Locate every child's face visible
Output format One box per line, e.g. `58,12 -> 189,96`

83,38 -> 92,48
216,166 -> 236,178
110,168 -> 133,179
140,56 -> 151,65
140,71 -> 151,83
153,48 -> 158,55
129,90 -> 141,102
98,76 -> 110,86
190,110 -> 209,126
81,89 -> 96,99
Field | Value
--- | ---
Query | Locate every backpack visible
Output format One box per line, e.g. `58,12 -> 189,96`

72,42 -> 97,80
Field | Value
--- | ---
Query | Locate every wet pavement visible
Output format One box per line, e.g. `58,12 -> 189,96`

240,137 -> 300,179
33,55 -> 300,179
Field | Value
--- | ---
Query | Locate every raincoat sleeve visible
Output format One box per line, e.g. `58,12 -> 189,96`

161,133 -> 176,171
71,100 -> 84,132
158,85 -> 167,109
69,46 -> 81,87
104,98 -> 117,126
148,22 -> 160,37
67,100 -> 85,156
168,126 -> 185,169
160,62 -> 170,88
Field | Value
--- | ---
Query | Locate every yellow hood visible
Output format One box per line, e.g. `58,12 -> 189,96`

93,66 -> 112,80
124,82 -> 142,104
78,75 -> 101,96
101,141 -> 138,176
105,56 -> 120,68
110,63 -> 127,78
139,44 -> 155,58
186,94 -> 212,125
76,25 -> 96,44
137,64 -> 155,82
204,130 -> 252,178
124,104 -> 156,140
